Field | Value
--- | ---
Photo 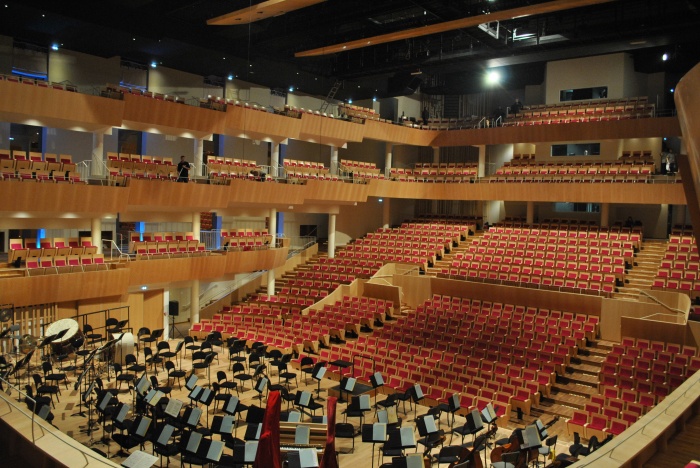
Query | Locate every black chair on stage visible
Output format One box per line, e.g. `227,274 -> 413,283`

299,356 -> 316,384
491,451 -> 520,468
380,427 -> 404,465
415,414 -> 445,458
277,355 -> 298,389
232,362 -> 253,391
433,445 -> 463,466
294,390 -> 324,419
140,328 -> 163,353
144,347 -> 163,374
113,363 -> 135,391
42,361 -> 69,391
205,331 -> 224,354
267,349 -> 283,374
105,318 -> 121,337
32,373 -> 59,407
112,415 -> 151,458
83,324 -> 104,348
228,339 -> 247,370
200,340 -> 219,365
344,394 -> 371,427
184,336 -> 199,358
24,384 -> 54,423
125,353 -> 146,374
192,351 -> 216,385
335,422 -> 356,453
158,340 -> 184,368
165,360 -> 186,389
451,408 -> 484,445
149,375 -> 172,395
216,370 -> 239,396
152,423 -> 180,467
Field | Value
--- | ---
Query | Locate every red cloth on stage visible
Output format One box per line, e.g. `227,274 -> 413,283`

254,390 -> 281,468
320,396 -> 339,468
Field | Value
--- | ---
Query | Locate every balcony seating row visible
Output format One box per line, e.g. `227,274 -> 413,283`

132,241 -> 207,259
26,254 -> 107,275
1,73 -> 77,91
8,237 -> 95,263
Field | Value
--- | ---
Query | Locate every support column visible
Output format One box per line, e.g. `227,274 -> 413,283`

433,146 -> 440,165
382,198 -> 391,229
194,138 -> 204,178
162,290 -> 170,341
385,143 -> 393,178
270,142 -> 280,178
526,202 -> 535,226
328,214 -> 337,258
330,145 -> 339,176
92,132 -> 104,177
267,271 -> 276,297
478,145 -> 486,178
269,208 -> 277,247
191,280 -> 200,324
600,203 -> 610,228
91,218 -> 102,254
192,212 -> 201,241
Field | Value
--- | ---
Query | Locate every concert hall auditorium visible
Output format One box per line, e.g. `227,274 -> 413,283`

2,1 -> 700,467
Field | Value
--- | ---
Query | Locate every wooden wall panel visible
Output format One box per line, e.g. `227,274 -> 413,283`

125,179 -> 232,211
621,316 -> 687,345
127,255 -> 229,285
0,183 -> 126,214
0,270 -> 130,308
122,94 -> 224,137
363,120 -> 439,146
224,106 -> 301,141
226,180 -> 308,206
143,290 -> 165,332
367,179 -> 686,205
0,81 -> 124,131
302,179 -> 370,203
223,247 -> 289,274
298,114 -> 365,146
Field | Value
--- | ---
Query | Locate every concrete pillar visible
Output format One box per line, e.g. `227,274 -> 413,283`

162,290 -> 170,341
433,147 -> 440,165
600,203 -> 610,228
267,271 -> 276,296
194,138 -> 204,178
270,142 -> 280,178
330,145 -> 339,176
192,211 -> 201,241
328,214 -> 337,258
478,145 -> 486,178
382,198 -> 391,229
92,132 -> 104,177
526,202 -> 535,225
191,280 -> 200,324
385,143 -> 393,178
269,208 -> 277,247
91,218 -> 102,254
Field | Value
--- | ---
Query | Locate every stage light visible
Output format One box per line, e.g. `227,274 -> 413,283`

228,74 -> 234,81
289,86 -> 294,92
486,70 -> 501,85
151,61 -> 157,68
662,53 -> 668,61
51,43 -> 59,51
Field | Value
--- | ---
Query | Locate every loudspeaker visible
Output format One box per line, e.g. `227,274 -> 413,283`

169,300 -> 179,316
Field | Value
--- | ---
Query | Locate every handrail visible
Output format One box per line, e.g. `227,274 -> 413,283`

0,375 -> 117,467
633,288 -> 687,315
102,239 -> 130,262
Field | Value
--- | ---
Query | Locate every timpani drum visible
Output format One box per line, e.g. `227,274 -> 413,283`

45,318 -> 83,355
112,332 -> 135,365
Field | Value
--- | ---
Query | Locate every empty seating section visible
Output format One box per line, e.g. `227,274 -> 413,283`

339,221 -> 473,271
338,103 -> 379,123
283,159 -> 336,181
503,96 -> 655,126
444,222 -> 641,296
206,155 -> 264,184
587,336 -> 700,438
492,160 -> 655,183
8,237 -> 103,275
129,231 -> 206,258
107,152 -> 177,184
0,73 -> 77,91
221,229 -> 273,251
339,159 -> 383,180
652,227 -> 699,298
389,163 -> 477,183
101,83 -> 183,103
0,150 -> 81,182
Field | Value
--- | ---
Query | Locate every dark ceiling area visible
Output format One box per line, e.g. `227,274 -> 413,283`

2,0 -> 700,101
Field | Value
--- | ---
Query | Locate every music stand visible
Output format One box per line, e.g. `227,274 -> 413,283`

254,375 -> 268,402
362,422 -> 387,468
416,414 -> 444,457
311,365 -> 327,400
339,376 -> 356,404
121,450 -> 158,468
409,384 -> 424,421
369,372 -> 384,409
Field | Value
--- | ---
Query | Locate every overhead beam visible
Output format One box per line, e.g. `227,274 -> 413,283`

295,0 -> 617,58
207,0 -> 326,26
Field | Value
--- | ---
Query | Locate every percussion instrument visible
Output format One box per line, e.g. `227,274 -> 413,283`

112,332 -> 135,365
19,334 -> 37,354
46,318 -> 83,355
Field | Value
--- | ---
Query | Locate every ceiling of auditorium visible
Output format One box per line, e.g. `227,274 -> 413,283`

2,0 -> 700,101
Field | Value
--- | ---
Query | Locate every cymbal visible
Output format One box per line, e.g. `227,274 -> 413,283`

19,334 -> 37,354
0,308 -> 12,323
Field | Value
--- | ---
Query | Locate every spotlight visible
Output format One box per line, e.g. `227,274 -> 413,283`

151,61 -> 157,68
228,74 -> 234,81
378,198 -> 383,203
348,98 -> 353,104
51,43 -> 59,51
662,53 -> 668,61
372,97 -> 377,102
141,286 -> 148,290
289,86 -> 294,92
486,70 -> 501,85
670,88 -> 675,93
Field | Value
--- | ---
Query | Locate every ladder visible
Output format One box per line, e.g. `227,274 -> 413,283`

319,80 -> 342,113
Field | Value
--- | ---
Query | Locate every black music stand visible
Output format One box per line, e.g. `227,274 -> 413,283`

369,372 -> 384,409
189,385 -> 214,426
416,414 -> 444,458
254,375 -> 268,402
362,422 -> 387,468
409,384 -> 424,421
311,365 -> 327,401
452,408 -> 484,445
339,376 -> 356,404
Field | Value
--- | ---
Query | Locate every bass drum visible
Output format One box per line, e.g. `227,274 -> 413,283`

46,318 -> 83,356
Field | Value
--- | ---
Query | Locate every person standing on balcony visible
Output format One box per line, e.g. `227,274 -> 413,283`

177,155 -> 191,182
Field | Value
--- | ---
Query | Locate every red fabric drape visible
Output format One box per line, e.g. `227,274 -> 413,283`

319,396 -> 339,468
254,390 -> 281,468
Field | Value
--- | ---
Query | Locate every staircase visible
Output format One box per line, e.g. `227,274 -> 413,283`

426,232 -> 482,277
319,80 -> 342,114
614,239 -> 667,301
